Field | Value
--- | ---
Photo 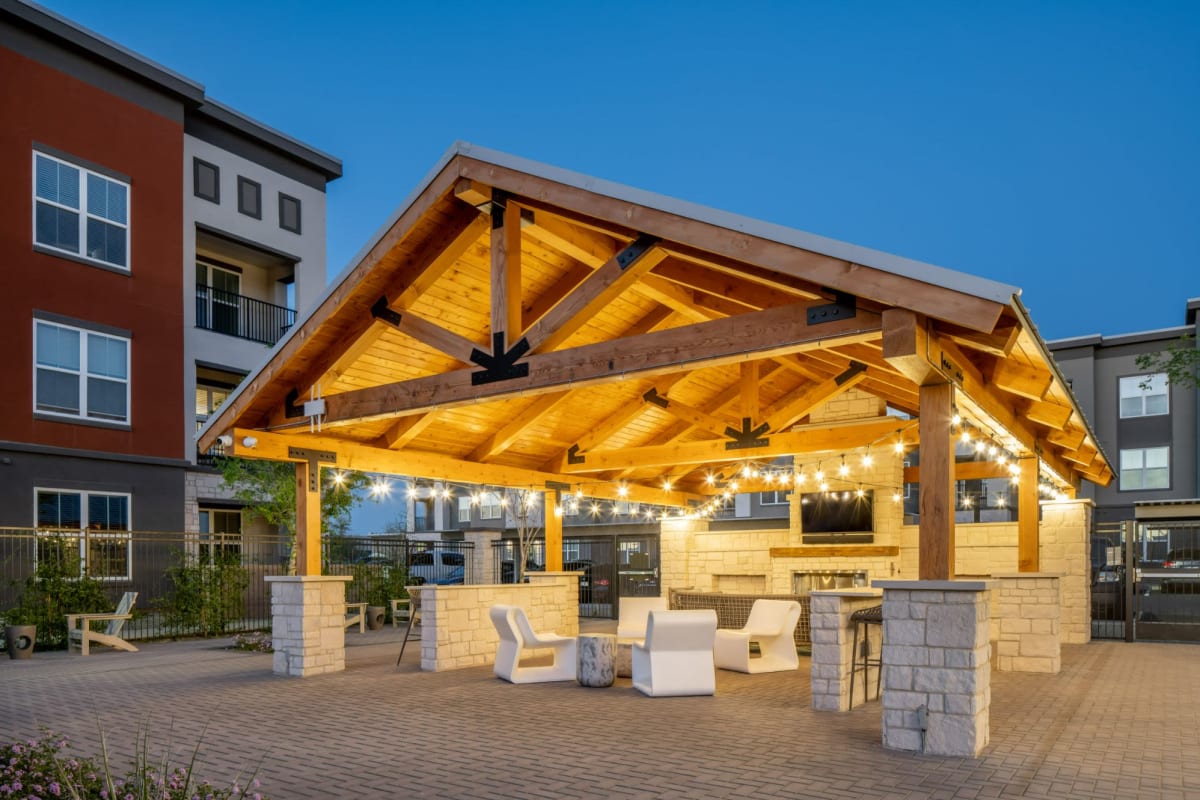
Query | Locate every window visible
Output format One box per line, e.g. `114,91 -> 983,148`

480,491 -> 503,520
196,260 -> 242,337
457,497 -> 471,524
33,151 -> 129,269
35,488 -> 131,580
278,193 -> 301,233
34,319 -> 129,423
1120,446 -> 1170,491
193,158 -> 219,203
237,176 -> 261,219
759,491 -> 789,505
199,508 -> 241,562
1120,374 -> 1168,418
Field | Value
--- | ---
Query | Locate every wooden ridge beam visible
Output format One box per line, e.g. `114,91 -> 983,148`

225,428 -> 702,507
560,418 -> 914,473
320,301 -> 883,425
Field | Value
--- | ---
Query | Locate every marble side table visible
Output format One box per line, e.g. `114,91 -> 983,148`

577,633 -> 616,687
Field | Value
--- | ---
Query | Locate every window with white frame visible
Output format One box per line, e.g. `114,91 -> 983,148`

33,151 -> 129,269
198,508 -> 241,562
457,496 -> 471,524
759,490 -> 789,505
34,319 -> 129,423
1120,446 -> 1170,491
1119,373 -> 1169,418
35,488 -> 131,579
479,491 -> 503,520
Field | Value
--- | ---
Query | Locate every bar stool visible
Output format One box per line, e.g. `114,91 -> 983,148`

396,586 -> 424,666
849,604 -> 883,708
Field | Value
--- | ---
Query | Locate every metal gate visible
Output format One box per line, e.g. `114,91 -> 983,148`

1091,518 -> 1200,642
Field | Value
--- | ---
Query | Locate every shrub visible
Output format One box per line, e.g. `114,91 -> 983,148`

4,543 -> 109,649
160,551 -> 249,637
0,728 -> 267,799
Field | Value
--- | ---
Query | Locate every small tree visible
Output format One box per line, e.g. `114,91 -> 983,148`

1136,335 -> 1200,389
217,457 -> 371,572
508,488 -> 545,583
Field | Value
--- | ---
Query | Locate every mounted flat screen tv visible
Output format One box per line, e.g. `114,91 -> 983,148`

800,490 -> 874,535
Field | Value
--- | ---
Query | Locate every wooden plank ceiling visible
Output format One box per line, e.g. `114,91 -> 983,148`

200,148 -> 1113,509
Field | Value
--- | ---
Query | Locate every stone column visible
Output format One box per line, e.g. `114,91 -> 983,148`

1038,499 -> 1093,644
992,574 -> 1061,673
875,579 -> 992,757
659,518 -> 706,593
810,589 -> 884,711
462,528 -> 503,584
265,575 -> 353,677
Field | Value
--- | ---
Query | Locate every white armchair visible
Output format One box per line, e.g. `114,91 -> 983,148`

616,596 -> 668,644
489,605 -> 577,684
713,599 -> 802,674
632,609 -> 718,697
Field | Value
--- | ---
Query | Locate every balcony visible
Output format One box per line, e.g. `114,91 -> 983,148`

196,284 -> 295,346
196,439 -> 225,468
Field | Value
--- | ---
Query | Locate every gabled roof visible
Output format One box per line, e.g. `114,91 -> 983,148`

200,143 -> 1112,505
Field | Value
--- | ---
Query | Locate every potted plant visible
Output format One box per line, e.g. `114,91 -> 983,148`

3,607 -> 36,659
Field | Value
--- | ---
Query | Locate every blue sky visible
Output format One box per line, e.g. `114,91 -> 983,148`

38,1 -> 1200,531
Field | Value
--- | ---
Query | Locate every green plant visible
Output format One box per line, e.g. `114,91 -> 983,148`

0,727 -> 268,799
345,563 -> 409,611
160,550 -> 249,637
6,543 -> 109,649
1136,335 -> 1200,389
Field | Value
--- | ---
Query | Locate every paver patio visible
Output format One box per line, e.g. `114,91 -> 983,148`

1,625 -> 1195,799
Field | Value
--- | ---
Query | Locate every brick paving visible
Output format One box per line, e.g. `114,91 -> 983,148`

1,624 -> 1197,799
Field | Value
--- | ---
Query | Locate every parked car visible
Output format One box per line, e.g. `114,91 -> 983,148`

1091,564 -> 1126,621
408,549 -> 465,585
565,560 -> 610,604
1162,549 -> 1200,569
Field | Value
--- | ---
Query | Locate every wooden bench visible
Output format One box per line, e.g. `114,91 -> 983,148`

344,602 -> 367,633
66,591 -> 138,656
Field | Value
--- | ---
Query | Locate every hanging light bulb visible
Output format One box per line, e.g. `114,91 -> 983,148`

814,468 -> 825,482
576,486 -> 584,499
617,484 -> 629,498
862,450 -> 873,468
406,485 -> 418,500
855,485 -> 865,499
892,491 -> 902,503
952,413 -> 962,426
838,456 -> 849,477
729,480 -> 739,492
662,477 -> 672,491
894,439 -> 905,454
742,464 -> 754,479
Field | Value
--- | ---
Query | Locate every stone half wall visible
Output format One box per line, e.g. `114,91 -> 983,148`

1037,500 -> 1093,644
417,573 -> 579,672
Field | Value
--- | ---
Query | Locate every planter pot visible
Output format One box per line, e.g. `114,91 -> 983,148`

366,606 -> 387,631
5,625 -> 36,659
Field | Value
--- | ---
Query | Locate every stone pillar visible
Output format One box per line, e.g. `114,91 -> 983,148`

659,518 -> 706,593
265,575 -> 353,677
810,589 -> 884,711
1038,499 -> 1093,644
992,574 -> 1060,673
875,580 -> 992,757
462,529 -> 503,584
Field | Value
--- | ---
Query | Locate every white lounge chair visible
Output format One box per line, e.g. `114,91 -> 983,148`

713,599 -> 802,674
616,596 -> 668,645
632,609 -> 718,697
489,605 -> 577,684
66,591 -> 138,656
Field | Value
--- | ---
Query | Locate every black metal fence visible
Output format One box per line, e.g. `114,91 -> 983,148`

196,283 -> 295,346
1090,520 -> 1129,640
0,529 -> 474,648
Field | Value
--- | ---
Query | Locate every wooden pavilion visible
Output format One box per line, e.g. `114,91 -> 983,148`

198,142 -> 1112,584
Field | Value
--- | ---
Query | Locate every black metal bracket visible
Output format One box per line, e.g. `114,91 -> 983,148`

836,361 -> 868,385
724,417 -> 771,450
287,447 -> 337,492
566,444 -> 586,465
284,388 -> 304,419
938,351 -> 965,386
371,295 -> 402,327
642,387 -> 670,409
616,234 -> 661,270
490,189 -> 510,229
470,331 -> 530,385
807,290 -> 857,325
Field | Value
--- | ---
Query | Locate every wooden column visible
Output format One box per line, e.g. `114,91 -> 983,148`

490,192 -> 522,341
295,461 -> 322,576
918,382 -> 955,580
544,490 -> 563,571
1018,455 -> 1040,572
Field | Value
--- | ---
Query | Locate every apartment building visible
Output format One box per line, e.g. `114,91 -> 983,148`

0,0 -> 340,573
1048,298 -> 1199,528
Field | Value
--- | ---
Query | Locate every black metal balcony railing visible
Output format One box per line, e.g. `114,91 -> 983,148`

196,284 -> 295,346
196,438 -> 226,468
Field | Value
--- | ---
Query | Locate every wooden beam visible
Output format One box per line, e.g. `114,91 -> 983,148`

991,359 -> 1053,402
918,382 -> 955,580
491,192 -> 522,342
378,413 -> 437,450
383,308 -> 485,365
762,364 -> 868,433
1018,455 -> 1039,572
560,418 -> 913,473
1047,427 -> 1086,450
522,240 -> 667,354
468,391 -> 572,461
320,301 -> 883,425
544,490 -> 563,571
463,158 -> 1005,332
642,389 -> 737,440
1025,400 -> 1072,431
902,460 -> 1017,483
522,209 -> 619,269
295,461 -> 321,576
227,428 -> 702,507
934,318 -> 1021,358
770,546 -> 900,558
882,309 -> 943,386
740,362 -> 759,423
658,242 -> 825,301
653,257 -> 817,310
453,177 -> 491,207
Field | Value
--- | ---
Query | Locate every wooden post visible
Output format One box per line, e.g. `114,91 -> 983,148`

1018,455 -> 1039,572
490,192 -> 522,341
544,490 -> 563,571
918,382 -> 955,580
295,461 -> 322,576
